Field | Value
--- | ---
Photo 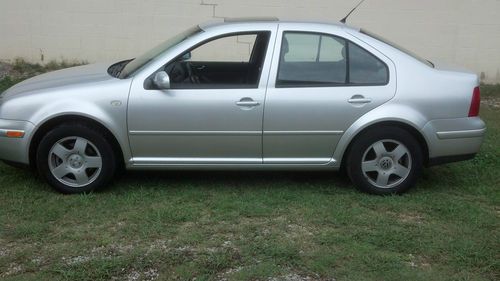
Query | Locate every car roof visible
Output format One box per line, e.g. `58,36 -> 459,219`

199,17 -> 360,32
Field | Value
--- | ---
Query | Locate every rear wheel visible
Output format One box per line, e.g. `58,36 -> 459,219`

36,123 -> 116,194
347,126 -> 423,195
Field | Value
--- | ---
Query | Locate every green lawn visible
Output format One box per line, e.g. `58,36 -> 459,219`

0,77 -> 499,280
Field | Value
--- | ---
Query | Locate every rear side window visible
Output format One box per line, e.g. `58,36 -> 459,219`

348,42 -> 388,85
278,33 -> 347,85
277,31 -> 389,87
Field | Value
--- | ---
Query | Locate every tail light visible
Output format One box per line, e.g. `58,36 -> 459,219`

468,87 -> 480,117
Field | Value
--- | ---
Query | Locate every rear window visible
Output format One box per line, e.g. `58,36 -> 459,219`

360,29 -> 434,68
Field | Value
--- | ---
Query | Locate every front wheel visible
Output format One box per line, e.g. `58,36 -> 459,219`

36,123 -> 116,194
346,126 -> 423,195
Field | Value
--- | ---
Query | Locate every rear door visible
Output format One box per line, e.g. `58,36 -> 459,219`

263,24 -> 396,164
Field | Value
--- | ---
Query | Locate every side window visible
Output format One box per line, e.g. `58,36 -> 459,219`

276,32 -> 389,87
348,42 -> 388,85
163,32 -> 270,89
190,34 -> 256,62
277,32 -> 347,86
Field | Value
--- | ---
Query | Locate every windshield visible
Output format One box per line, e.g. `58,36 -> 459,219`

361,29 -> 434,68
118,26 -> 202,78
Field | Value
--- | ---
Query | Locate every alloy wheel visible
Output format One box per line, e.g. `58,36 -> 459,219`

361,139 -> 412,189
48,136 -> 102,188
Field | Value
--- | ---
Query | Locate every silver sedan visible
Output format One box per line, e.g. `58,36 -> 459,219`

0,18 -> 486,194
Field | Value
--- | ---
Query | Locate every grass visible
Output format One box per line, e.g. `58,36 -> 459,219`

0,68 -> 499,280
480,83 -> 500,97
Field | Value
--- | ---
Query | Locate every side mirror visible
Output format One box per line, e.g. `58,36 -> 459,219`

153,71 -> 170,89
181,52 -> 191,61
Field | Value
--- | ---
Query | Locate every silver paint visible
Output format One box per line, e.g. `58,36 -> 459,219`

0,19 -> 486,173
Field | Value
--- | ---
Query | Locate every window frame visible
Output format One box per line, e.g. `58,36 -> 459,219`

147,31 -> 271,90
276,31 -> 390,88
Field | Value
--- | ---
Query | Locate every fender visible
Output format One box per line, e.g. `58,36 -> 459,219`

332,103 -> 430,167
26,99 -> 132,165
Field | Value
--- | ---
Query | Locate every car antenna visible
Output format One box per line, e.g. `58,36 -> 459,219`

340,0 -> 367,23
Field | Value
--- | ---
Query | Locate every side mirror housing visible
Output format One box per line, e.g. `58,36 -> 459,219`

153,71 -> 170,89
181,52 -> 191,61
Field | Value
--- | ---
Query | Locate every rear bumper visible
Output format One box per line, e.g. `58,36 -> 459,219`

423,117 -> 486,164
0,119 -> 34,164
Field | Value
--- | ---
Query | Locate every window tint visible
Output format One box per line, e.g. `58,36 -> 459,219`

277,32 -> 347,86
319,36 -> 346,62
282,33 -> 320,62
159,32 -> 270,89
348,42 -> 388,85
276,32 -> 389,87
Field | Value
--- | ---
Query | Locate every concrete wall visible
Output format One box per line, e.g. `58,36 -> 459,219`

0,0 -> 499,83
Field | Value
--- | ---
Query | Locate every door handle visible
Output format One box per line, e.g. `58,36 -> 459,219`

236,98 -> 260,107
236,101 -> 260,106
348,95 -> 372,104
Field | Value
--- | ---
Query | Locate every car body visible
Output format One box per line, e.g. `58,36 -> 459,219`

0,18 -> 486,194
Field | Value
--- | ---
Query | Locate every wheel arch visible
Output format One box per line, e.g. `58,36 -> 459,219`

28,114 -> 125,170
339,120 -> 430,170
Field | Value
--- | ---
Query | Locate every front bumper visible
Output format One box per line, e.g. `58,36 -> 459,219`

0,119 -> 35,164
423,117 -> 486,164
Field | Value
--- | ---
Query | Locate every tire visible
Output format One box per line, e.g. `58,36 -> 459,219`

36,123 -> 116,194
346,126 -> 423,195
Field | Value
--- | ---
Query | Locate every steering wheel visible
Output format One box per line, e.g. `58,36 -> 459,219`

165,61 -> 185,83
165,61 -> 201,84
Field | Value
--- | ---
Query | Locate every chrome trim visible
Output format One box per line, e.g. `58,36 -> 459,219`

129,131 -> 262,136
0,129 -> 25,138
131,157 -> 262,164
129,130 -> 344,136
436,128 -> 486,140
131,157 -> 336,165
264,131 -> 344,136
264,158 -> 332,164
264,131 -> 344,135
129,158 -> 338,170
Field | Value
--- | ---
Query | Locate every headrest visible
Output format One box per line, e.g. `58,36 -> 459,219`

282,37 -> 289,55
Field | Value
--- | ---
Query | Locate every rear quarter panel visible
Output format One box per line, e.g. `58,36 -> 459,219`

333,29 -> 480,164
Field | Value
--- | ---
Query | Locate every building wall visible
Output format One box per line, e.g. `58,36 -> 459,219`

0,0 -> 499,83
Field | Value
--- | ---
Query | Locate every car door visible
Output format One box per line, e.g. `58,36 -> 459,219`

127,28 -> 276,166
263,25 -> 396,164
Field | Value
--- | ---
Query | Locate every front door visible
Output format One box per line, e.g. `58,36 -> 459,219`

127,30 -> 274,166
263,28 -> 396,164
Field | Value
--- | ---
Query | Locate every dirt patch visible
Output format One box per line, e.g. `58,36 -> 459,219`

482,97 -> 500,109
268,273 -> 336,281
406,254 -> 431,269
0,263 -> 23,277
397,212 -> 425,224
123,268 -> 159,281
61,255 -> 92,265
0,247 -> 9,257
